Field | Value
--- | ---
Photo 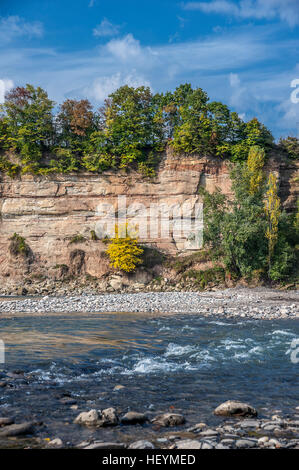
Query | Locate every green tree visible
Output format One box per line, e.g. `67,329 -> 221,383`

102,85 -> 164,169
279,136 -> 299,160
3,84 -> 55,168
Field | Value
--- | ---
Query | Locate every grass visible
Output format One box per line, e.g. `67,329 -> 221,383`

182,266 -> 225,289
67,234 -> 86,245
165,250 -> 211,273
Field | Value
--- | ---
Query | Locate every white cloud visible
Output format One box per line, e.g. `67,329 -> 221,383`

85,72 -> 151,101
183,0 -> 299,27
105,34 -> 142,61
93,18 -> 120,37
0,79 -> 14,103
1,26 -> 297,137
0,16 -> 43,43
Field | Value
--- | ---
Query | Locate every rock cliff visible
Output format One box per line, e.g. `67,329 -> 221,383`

0,148 -> 298,287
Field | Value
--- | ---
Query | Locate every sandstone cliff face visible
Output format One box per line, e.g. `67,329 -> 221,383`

0,149 -> 298,283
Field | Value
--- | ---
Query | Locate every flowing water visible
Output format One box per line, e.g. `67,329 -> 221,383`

0,311 -> 298,445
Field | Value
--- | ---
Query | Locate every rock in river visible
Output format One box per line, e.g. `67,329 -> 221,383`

129,440 -> 155,449
74,408 -> 118,427
152,413 -> 185,427
121,411 -> 148,425
176,440 -> 202,449
214,400 -> 258,418
0,422 -> 34,437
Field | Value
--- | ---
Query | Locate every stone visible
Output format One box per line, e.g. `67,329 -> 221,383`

214,400 -> 258,418
215,443 -> 230,449
74,409 -> 99,426
240,419 -> 260,429
109,278 -> 123,291
187,422 -> 207,432
74,408 -> 118,427
84,442 -> 126,450
129,440 -> 155,449
0,422 -> 34,437
99,408 -> 119,426
235,439 -> 257,449
113,385 -> 125,391
48,438 -> 63,447
201,442 -> 214,449
258,437 -> 269,445
176,440 -> 202,449
0,417 -> 14,426
152,413 -> 185,427
120,411 -> 148,425
60,397 -> 77,405
198,429 -> 219,437
221,439 -> 235,446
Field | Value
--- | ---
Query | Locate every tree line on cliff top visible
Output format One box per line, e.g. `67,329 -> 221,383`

0,82 -> 298,177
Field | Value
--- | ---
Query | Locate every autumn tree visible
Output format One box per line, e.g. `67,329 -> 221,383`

106,224 -> 144,273
56,99 -> 95,145
247,146 -> 265,194
264,173 -> 281,277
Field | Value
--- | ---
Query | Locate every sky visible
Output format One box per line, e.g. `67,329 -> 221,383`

0,0 -> 298,139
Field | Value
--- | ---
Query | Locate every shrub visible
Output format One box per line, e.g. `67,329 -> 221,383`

106,224 -> 144,273
67,234 -> 86,245
9,233 -> 30,257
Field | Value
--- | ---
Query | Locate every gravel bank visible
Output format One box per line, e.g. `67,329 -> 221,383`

0,288 -> 298,319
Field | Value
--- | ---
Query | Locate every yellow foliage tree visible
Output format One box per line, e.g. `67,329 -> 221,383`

264,172 -> 280,275
247,145 -> 265,194
106,224 -> 144,273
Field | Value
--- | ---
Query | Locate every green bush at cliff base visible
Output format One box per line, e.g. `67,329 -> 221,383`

182,266 -> 225,289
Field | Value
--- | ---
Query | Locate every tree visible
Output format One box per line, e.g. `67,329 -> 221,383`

279,136 -> 299,160
102,85 -> 163,169
247,146 -> 265,194
264,173 -> 281,277
56,99 -> 95,144
3,84 -> 55,166
106,224 -> 144,273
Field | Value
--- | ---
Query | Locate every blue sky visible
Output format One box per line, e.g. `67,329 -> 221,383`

0,0 -> 298,139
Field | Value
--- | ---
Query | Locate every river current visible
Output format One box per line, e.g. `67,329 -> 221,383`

0,312 -> 298,444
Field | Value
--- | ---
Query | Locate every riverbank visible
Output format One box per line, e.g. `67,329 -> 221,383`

0,288 -> 298,320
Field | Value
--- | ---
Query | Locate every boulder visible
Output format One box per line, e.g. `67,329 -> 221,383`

152,413 -> 185,427
48,438 -> 63,448
100,407 -> 119,426
214,400 -> 258,418
176,439 -> 202,449
0,422 -> 34,437
74,409 -> 99,426
235,439 -> 258,449
121,412 -> 148,425
0,417 -> 14,426
74,408 -> 118,427
129,440 -> 155,449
